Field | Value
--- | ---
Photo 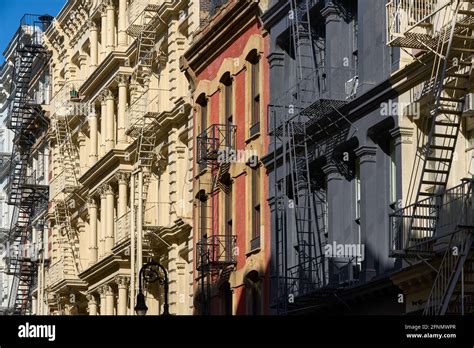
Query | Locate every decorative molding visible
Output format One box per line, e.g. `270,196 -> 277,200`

115,172 -> 130,185
115,276 -> 129,288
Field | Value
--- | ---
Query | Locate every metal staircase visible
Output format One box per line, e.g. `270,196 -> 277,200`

287,121 -> 320,295
271,0 -> 337,315
5,14 -> 51,315
407,5 -> 473,250
49,82 -> 89,278
52,201 -> 82,275
386,0 -> 474,315
290,0 -> 316,80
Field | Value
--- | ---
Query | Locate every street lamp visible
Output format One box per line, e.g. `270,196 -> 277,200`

134,260 -> 170,316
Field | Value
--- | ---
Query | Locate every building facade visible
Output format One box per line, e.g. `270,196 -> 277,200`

40,0 -> 202,315
262,0 -> 473,315
182,0 -> 272,315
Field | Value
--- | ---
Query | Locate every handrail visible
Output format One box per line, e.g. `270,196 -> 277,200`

390,179 -> 474,255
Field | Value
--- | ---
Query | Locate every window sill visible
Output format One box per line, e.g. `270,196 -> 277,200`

245,132 -> 260,144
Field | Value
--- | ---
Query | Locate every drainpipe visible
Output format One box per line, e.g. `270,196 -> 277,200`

137,170 -> 143,275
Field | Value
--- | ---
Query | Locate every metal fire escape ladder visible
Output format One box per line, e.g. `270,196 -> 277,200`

287,121 -> 319,294
290,0 -> 316,79
6,15 -> 50,315
407,4 -> 473,248
424,180 -> 474,315
50,84 -> 88,276
128,4 -> 161,216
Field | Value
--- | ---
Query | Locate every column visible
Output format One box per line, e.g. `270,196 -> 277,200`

87,294 -> 98,315
89,19 -> 99,68
355,145 -> 378,282
99,286 -> 106,315
115,277 -> 128,315
322,162 -> 345,284
105,284 -> 115,315
106,0 -> 116,53
100,95 -> 107,157
100,189 -> 107,258
116,173 -> 129,218
104,184 -> 115,252
78,133 -> 87,175
117,75 -> 128,145
321,2 -> 355,100
100,7 -> 107,60
168,244 -> 178,314
88,107 -> 98,166
105,89 -> 115,152
118,0 -> 127,47
88,198 -> 98,266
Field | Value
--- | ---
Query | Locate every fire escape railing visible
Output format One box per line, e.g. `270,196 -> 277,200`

196,124 -> 237,164
390,179 -> 474,257
196,235 -> 237,271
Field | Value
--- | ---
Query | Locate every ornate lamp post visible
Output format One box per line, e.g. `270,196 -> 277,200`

134,260 -> 170,316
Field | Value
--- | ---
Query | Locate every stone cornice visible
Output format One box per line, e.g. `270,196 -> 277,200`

78,148 -> 132,195
184,0 -> 260,76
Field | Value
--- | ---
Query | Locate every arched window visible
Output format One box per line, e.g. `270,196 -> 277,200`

247,49 -> 260,136
197,93 -> 208,171
220,72 -> 233,148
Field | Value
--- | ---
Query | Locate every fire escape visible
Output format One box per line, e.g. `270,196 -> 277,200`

126,1 -> 163,265
271,0 -> 351,315
5,14 -> 51,315
49,82 -> 89,283
196,123 -> 238,315
386,0 -> 474,314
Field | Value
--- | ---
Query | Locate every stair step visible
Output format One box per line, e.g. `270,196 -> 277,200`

443,85 -> 468,91
453,33 -> 474,41
429,145 -> 455,151
451,47 -> 474,53
411,226 -> 435,231
417,203 -> 438,208
438,108 -> 463,115
412,214 -> 437,219
426,156 -> 452,162
458,9 -> 474,16
432,133 -> 458,139
456,22 -> 474,29
421,180 -> 447,186
419,192 -> 437,197
435,121 -> 459,127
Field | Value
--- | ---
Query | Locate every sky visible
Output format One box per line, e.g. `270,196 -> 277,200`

0,0 -> 65,63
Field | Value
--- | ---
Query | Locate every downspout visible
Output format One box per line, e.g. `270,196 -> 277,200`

130,173 -> 136,314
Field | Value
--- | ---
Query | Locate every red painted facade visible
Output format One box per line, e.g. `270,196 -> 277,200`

184,1 -> 271,315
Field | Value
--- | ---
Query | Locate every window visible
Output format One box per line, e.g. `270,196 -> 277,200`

222,73 -> 233,148
197,95 -> 208,171
225,184 -> 233,245
249,52 -> 260,136
468,129 -> 474,149
251,165 -> 260,250
198,191 -> 207,240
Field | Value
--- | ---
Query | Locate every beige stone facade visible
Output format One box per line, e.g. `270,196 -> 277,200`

37,0 -> 200,315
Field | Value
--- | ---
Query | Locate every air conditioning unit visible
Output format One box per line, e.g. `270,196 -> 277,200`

463,93 -> 474,116
345,76 -> 359,100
